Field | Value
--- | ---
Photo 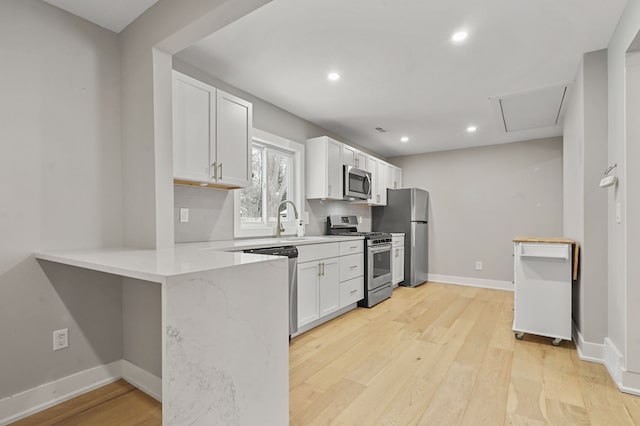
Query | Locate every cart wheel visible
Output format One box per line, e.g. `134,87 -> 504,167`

515,332 -> 525,340
551,338 -> 562,346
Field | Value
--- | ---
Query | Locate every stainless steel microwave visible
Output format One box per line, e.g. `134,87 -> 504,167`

344,165 -> 372,200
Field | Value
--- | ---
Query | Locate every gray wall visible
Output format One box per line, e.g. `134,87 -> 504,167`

563,50 -> 609,345
606,0 -> 640,370
391,138 -> 563,282
0,0 -> 123,399
172,60 -> 372,242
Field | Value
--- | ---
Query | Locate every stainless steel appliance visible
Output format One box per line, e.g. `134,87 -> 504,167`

373,188 -> 429,287
243,246 -> 298,337
327,215 -> 392,307
344,165 -> 372,200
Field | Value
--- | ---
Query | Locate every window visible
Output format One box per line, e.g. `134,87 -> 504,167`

234,129 -> 304,238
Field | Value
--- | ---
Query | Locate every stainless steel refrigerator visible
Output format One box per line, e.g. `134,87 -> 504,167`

372,188 -> 429,287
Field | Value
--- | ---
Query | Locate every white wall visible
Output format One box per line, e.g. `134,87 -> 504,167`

0,0 -> 123,398
392,138 -> 563,283
563,50 -> 609,348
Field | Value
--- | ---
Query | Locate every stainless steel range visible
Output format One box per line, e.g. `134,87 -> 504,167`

327,215 -> 393,307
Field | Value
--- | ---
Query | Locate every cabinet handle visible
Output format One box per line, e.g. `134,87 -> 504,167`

211,162 -> 217,180
350,289 -> 358,294
218,163 -> 223,180
322,262 -> 325,276
350,245 -> 358,249
318,263 -> 322,277
349,265 -> 358,269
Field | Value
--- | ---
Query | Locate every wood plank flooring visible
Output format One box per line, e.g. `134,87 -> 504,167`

13,282 -> 640,425
289,283 -> 640,425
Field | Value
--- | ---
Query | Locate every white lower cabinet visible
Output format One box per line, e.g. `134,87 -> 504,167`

297,262 -> 321,326
392,234 -> 405,287
319,258 -> 340,317
297,240 -> 364,331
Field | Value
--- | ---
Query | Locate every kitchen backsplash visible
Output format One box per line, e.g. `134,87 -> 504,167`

174,186 -> 371,243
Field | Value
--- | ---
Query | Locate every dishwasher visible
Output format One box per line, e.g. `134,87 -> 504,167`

243,246 -> 298,337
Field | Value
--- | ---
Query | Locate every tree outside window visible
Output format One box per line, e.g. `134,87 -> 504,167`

240,143 -> 293,226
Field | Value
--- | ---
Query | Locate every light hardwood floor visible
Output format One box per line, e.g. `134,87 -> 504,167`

13,282 -> 640,425
289,283 -> 640,425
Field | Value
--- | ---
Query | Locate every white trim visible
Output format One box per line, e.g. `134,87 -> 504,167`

571,322 -> 605,363
0,360 -> 163,425
427,274 -> 513,292
603,338 -> 640,396
0,361 -> 121,426
605,337 -> 625,388
121,360 -> 162,402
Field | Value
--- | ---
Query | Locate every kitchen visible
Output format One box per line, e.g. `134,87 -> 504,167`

2,0 -> 640,425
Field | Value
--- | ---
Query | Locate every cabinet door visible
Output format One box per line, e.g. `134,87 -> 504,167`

319,258 -> 340,317
215,89 -> 252,188
172,72 -> 215,182
393,247 -> 405,285
327,139 -> 343,199
398,247 -> 405,284
297,262 -> 320,327
355,152 -> 367,170
393,167 -> 402,189
377,161 -> 388,206
367,156 -> 378,204
343,145 -> 356,167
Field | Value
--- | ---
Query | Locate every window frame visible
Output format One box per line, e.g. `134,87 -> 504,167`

234,128 -> 305,238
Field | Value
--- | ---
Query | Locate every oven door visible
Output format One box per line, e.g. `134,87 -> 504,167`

368,243 -> 392,290
344,165 -> 372,200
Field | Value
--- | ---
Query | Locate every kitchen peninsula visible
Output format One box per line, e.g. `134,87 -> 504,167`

34,235 -> 363,425
35,245 -> 289,425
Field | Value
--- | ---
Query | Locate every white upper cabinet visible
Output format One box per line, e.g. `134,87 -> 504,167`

306,136 -> 344,200
343,145 -> 367,169
307,136 -> 401,205
215,90 -> 252,187
392,166 -> 402,189
172,72 -> 214,183
366,155 -> 379,205
172,71 -> 252,188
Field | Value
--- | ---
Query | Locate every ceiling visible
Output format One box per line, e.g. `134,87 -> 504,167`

177,0 -> 627,157
42,0 -> 159,33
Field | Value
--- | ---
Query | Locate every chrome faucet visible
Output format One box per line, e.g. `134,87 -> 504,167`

276,200 -> 299,238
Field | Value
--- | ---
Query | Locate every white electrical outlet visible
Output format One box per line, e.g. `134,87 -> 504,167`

303,211 -> 310,225
475,261 -> 483,271
53,328 -> 69,351
616,202 -> 622,224
179,208 -> 189,223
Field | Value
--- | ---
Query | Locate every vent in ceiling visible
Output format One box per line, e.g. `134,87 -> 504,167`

490,84 -> 569,133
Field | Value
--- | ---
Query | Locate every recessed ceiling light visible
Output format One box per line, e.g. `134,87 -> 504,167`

452,31 -> 468,43
327,72 -> 340,81
400,136 -> 409,143
467,125 -> 477,133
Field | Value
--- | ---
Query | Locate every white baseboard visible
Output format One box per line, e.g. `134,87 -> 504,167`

571,322 -> 605,363
604,337 -> 624,386
603,338 -> 640,396
427,274 -> 513,292
121,359 -> 162,402
0,360 -> 162,425
0,361 -> 121,426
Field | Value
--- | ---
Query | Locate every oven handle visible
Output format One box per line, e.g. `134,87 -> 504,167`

369,244 -> 392,254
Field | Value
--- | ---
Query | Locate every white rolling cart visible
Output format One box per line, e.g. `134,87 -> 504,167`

512,237 -> 579,346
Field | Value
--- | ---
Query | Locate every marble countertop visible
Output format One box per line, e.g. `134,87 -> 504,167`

390,233 -> 405,236
35,235 -> 363,283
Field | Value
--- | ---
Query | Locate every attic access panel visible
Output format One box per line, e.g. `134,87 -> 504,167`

491,84 -> 569,133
